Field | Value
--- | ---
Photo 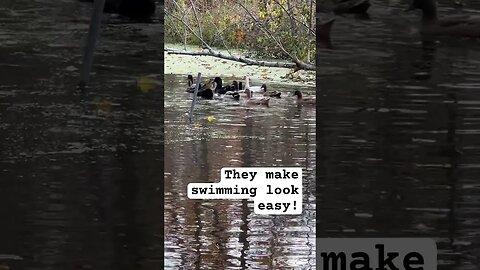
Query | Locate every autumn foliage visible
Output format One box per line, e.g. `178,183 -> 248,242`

165,0 -> 315,64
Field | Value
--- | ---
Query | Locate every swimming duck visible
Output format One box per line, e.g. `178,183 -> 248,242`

261,85 -> 282,98
407,0 -> 480,37
80,0 -> 156,20
293,90 -> 316,105
186,74 -> 205,93
223,81 -> 241,100
244,77 -> 267,93
197,79 -> 214,99
213,77 -> 236,95
244,89 -> 270,106
227,92 -> 241,100
333,0 -> 370,14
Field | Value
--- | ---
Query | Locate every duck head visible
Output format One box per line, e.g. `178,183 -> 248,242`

188,75 -> 194,86
293,90 -> 302,99
209,79 -> 217,90
214,77 -> 223,90
232,80 -> 238,91
261,84 -> 267,92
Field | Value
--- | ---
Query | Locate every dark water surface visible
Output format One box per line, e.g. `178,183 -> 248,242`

164,75 -> 316,269
0,1 -> 163,269
318,0 -> 480,269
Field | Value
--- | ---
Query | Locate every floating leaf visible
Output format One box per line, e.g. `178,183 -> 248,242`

95,98 -> 112,113
137,77 -> 159,93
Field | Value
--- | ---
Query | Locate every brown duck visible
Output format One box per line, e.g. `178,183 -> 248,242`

407,0 -> 480,37
293,91 -> 316,105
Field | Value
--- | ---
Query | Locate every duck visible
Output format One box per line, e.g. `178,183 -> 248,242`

79,0 -> 156,20
293,90 -> 316,105
226,92 -> 241,100
244,77 -> 267,93
244,89 -> 270,106
407,0 -> 480,37
261,85 -> 282,98
196,79 -> 214,99
223,81 -> 241,100
213,77 -> 234,95
332,0 -> 370,14
186,74 -> 205,93
318,18 -> 335,47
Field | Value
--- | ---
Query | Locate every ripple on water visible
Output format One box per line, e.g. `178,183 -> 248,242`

318,1 -> 480,269
164,74 -> 316,269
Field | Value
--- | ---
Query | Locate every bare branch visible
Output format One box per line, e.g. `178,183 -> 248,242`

164,9 -> 214,51
164,0 -> 315,71
238,2 -> 292,58
205,11 -> 234,55
237,2 -> 315,70
271,0 -> 316,36
165,47 -> 315,70
188,0 -> 205,46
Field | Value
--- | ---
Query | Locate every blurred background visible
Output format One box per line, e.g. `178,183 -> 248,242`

0,1 -> 163,269
318,0 -> 480,269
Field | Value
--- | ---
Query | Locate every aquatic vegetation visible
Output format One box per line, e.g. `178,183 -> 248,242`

164,44 -> 315,86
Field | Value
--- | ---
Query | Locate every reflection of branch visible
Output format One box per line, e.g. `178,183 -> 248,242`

238,2 -> 315,70
165,48 -> 315,70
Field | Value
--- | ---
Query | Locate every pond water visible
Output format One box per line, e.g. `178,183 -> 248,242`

164,74 -> 316,269
318,0 -> 480,269
0,1 -> 163,269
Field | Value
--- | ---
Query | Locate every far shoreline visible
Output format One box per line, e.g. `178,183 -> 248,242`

164,43 -> 315,87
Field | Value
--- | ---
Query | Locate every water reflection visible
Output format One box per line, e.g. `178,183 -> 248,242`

164,74 -> 316,269
318,0 -> 480,269
0,1 -> 163,269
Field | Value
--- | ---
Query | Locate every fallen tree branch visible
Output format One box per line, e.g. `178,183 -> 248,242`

164,47 -> 315,70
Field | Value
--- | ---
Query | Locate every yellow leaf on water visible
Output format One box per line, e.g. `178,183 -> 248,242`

95,98 -> 112,113
137,76 -> 160,93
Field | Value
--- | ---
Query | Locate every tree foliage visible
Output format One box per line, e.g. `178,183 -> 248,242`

165,0 -> 315,66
